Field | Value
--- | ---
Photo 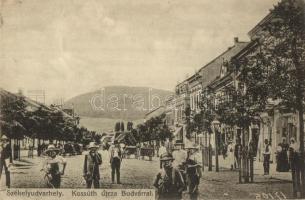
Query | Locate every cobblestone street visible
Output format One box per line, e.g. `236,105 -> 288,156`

8,152 -> 294,199
10,151 -> 160,189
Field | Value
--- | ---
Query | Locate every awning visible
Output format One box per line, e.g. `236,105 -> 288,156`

173,127 -> 182,137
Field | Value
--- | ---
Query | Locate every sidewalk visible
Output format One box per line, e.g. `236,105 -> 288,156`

199,167 -> 293,199
212,155 -> 292,182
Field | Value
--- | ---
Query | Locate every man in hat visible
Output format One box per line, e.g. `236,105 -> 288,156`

41,144 -> 67,188
0,135 -> 12,189
153,152 -> 185,200
185,144 -> 202,200
109,140 -> 122,184
83,142 -> 102,188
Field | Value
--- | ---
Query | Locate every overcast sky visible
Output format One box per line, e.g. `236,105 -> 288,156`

0,0 -> 279,104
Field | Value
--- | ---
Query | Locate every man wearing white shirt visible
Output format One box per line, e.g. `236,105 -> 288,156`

109,140 -> 122,184
158,144 -> 167,168
263,139 -> 271,175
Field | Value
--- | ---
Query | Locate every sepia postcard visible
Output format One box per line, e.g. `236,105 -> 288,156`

1,0 -> 305,199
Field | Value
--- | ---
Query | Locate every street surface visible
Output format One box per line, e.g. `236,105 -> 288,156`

9,151 -> 293,199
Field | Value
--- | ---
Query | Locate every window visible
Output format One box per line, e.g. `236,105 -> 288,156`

214,97 -> 219,110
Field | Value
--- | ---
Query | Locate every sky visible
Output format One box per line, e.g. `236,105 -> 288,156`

0,0 -> 280,104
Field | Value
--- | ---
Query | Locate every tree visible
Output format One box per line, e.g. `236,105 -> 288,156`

238,0 -> 305,194
127,121 -> 133,131
0,95 -> 28,139
258,0 -> 305,154
136,114 -> 171,143
115,122 -> 121,132
120,121 -> 125,132
184,105 -> 192,139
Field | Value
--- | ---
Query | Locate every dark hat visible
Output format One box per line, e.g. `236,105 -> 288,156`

160,152 -> 175,161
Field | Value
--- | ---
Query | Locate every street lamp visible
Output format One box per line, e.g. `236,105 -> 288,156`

212,119 -> 220,172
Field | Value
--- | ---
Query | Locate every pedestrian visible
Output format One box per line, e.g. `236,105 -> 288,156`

172,146 -> 187,168
276,137 -> 289,172
136,143 -> 141,159
227,141 -> 234,170
156,143 -> 160,157
83,142 -> 102,188
165,138 -> 173,154
289,137 -> 301,197
109,140 -> 122,184
234,138 -> 242,169
41,144 -> 67,188
0,135 -> 12,189
262,139 -> 271,175
222,142 -> 228,159
172,146 -> 187,190
185,144 -> 202,200
159,143 -> 167,169
153,152 -> 185,200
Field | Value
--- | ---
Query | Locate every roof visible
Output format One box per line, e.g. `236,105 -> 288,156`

0,88 -> 51,111
145,106 -> 164,116
0,88 -> 73,119
248,12 -> 273,39
198,41 -> 250,89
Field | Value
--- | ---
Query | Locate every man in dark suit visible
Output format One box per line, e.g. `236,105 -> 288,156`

0,135 -> 12,189
83,142 -> 102,188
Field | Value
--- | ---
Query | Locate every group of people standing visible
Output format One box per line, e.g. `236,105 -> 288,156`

275,137 -> 299,173
153,143 -> 202,200
41,140 -> 122,188
261,137 -> 299,175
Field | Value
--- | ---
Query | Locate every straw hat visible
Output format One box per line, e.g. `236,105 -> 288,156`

88,142 -> 99,149
184,143 -> 199,150
44,144 -> 60,154
0,135 -> 9,141
160,152 -> 175,161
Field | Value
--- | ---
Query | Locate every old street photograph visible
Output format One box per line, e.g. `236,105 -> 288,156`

0,0 -> 305,199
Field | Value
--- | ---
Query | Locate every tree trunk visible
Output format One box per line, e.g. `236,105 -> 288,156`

298,108 -> 305,197
32,137 -> 35,148
215,130 -> 219,172
18,139 -> 20,161
208,134 -> 212,171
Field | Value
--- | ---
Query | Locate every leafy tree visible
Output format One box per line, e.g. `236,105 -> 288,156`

199,88 -> 215,136
136,114 -> 172,143
239,0 -> 305,194
259,0 -> 305,152
127,121 -> 133,131
184,105 -> 191,139
114,122 -> 121,132
0,95 -> 28,139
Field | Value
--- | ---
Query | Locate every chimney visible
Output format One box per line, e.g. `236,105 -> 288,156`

234,37 -> 239,44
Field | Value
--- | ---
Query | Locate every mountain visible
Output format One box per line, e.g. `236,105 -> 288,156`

63,86 -> 173,120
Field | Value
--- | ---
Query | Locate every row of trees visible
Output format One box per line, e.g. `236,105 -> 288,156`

137,114 -> 172,143
113,114 -> 172,145
0,92 -> 100,148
